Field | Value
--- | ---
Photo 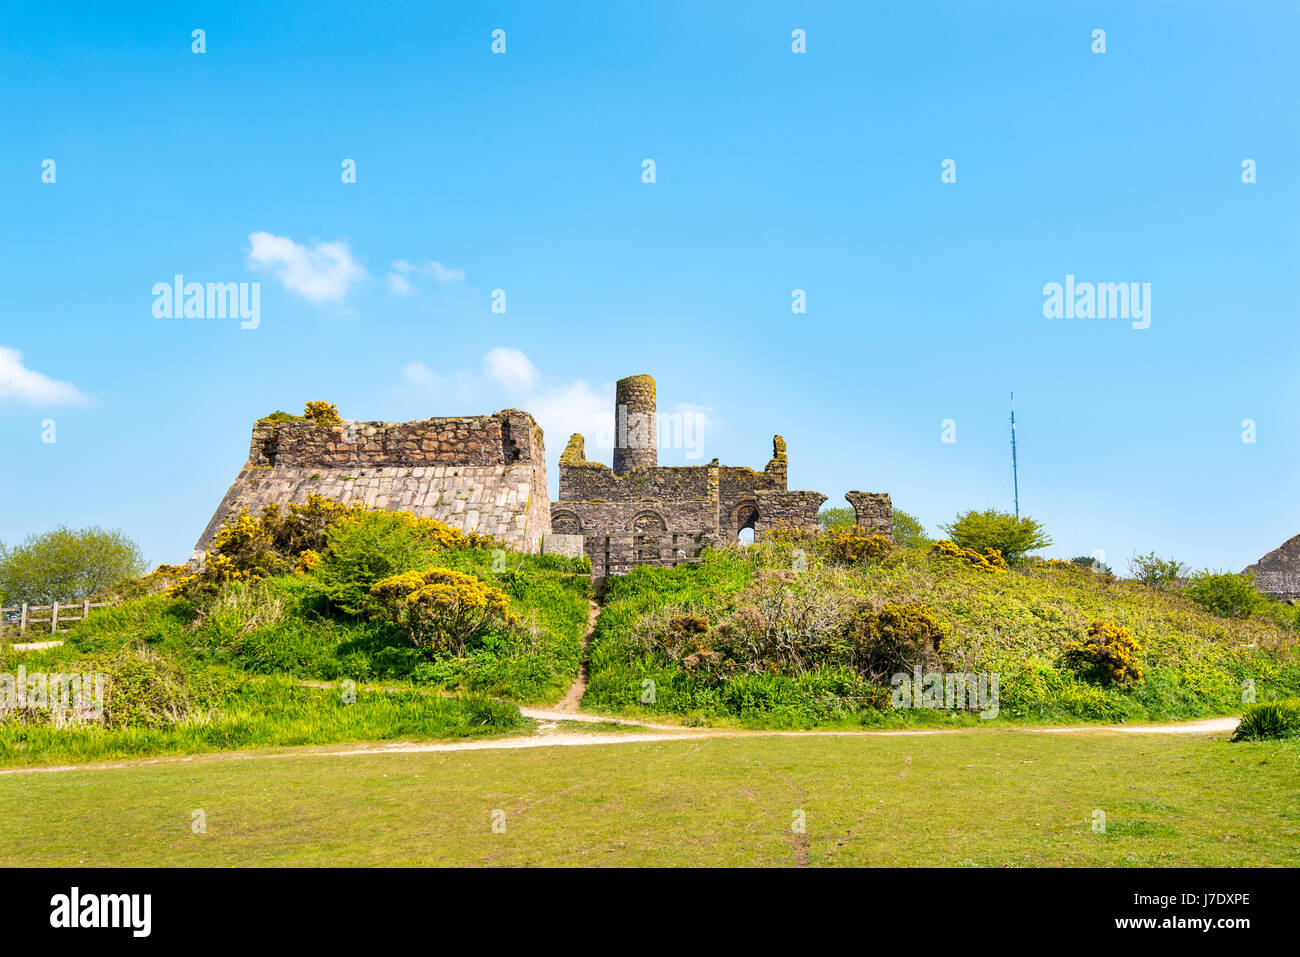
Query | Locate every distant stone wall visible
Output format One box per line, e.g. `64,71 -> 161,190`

1245,533 -> 1300,601
754,490 -> 828,535
197,409 -> 549,554
846,491 -> 893,538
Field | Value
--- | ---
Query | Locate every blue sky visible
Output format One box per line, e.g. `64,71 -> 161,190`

2,1 -> 1296,573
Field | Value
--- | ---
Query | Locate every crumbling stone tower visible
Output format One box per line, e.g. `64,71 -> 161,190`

549,372 -> 872,576
613,374 -> 657,474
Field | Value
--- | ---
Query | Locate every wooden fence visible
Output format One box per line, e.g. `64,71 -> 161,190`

0,600 -> 114,638
589,530 -> 710,580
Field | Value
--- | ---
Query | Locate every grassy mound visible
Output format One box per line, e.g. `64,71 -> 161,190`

0,539 -> 589,766
584,540 -> 1300,728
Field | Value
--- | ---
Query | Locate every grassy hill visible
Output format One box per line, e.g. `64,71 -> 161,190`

0,526 -> 590,766
585,537 -> 1300,727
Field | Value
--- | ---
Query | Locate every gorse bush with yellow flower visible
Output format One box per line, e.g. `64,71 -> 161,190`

931,539 -> 1008,573
824,526 -> 894,565
1061,620 -> 1144,687
369,568 -> 517,654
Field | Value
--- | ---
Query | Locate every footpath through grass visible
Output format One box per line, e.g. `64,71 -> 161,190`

2,729 -> 1296,866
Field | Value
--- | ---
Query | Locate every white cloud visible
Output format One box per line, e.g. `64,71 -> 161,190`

400,361 -> 440,389
246,232 -> 367,303
0,347 -> 89,405
427,261 -> 465,282
384,258 -> 465,296
484,347 -> 539,393
526,380 -> 615,460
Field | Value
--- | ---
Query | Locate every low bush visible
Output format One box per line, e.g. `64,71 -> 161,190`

824,526 -> 893,565
932,539 -> 1007,572
1232,698 -> 1300,741
1185,570 -> 1267,620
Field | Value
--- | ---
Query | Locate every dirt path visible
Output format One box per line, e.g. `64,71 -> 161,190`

0,714 -> 1243,778
555,600 -> 599,714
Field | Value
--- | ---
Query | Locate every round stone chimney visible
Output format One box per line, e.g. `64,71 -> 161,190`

613,374 -> 657,474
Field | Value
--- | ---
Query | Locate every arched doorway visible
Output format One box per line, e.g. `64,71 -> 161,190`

732,502 -> 758,546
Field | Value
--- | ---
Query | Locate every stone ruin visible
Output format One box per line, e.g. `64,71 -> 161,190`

195,409 -> 550,556
546,374 -> 893,577
195,373 -> 894,578
1245,534 -> 1300,602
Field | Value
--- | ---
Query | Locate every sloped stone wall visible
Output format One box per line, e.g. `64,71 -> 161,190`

196,410 -> 549,555
1245,533 -> 1300,601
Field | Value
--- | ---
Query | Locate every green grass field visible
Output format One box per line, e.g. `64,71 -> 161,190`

3,728 -> 1296,867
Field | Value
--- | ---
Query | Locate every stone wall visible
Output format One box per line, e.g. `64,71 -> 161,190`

846,490 -> 894,538
553,374 -> 841,576
1245,534 -> 1300,602
196,409 -> 549,554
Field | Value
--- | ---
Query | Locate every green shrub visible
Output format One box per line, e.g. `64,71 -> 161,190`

0,526 -> 146,603
817,507 -> 856,531
1185,570 -> 1267,620
314,511 -> 441,614
940,509 -> 1050,564
97,643 -> 197,730
1129,552 -> 1184,589
1232,698 -> 1300,741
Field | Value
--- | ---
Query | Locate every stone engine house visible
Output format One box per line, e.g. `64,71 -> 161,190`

196,373 -> 894,578
549,374 -> 893,575
196,409 -> 550,555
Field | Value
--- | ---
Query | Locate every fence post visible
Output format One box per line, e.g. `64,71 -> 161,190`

83,598 -> 90,622
20,603 -> 28,635
50,601 -> 59,635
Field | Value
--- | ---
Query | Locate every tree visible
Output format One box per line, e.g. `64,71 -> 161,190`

0,526 -> 147,603
817,507 -> 855,531
891,509 -> 931,549
940,509 -> 1051,564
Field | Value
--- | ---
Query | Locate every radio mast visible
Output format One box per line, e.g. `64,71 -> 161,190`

1010,393 -> 1020,517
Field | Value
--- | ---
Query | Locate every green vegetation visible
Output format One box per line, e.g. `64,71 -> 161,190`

890,509 -> 931,549
258,400 -> 343,425
584,538 -> 1300,727
1129,552 -> 1185,589
2,731 -> 1295,866
1232,698 -> 1300,741
941,508 -> 1050,564
817,506 -> 855,531
0,526 -> 146,604
1185,569 -> 1268,619
1,502 -> 589,766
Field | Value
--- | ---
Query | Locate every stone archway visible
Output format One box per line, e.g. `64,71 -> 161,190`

731,501 -> 759,545
551,510 -> 581,535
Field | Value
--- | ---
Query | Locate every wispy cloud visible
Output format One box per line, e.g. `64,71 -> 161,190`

0,346 -> 90,405
246,232 -> 367,303
385,259 -> 466,296
484,347 -> 538,393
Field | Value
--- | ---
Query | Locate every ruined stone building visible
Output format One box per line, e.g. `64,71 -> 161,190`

195,409 -> 550,555
548,374 -> 893,575
196,373 -> 894,578
1246,534 -> 1300,602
